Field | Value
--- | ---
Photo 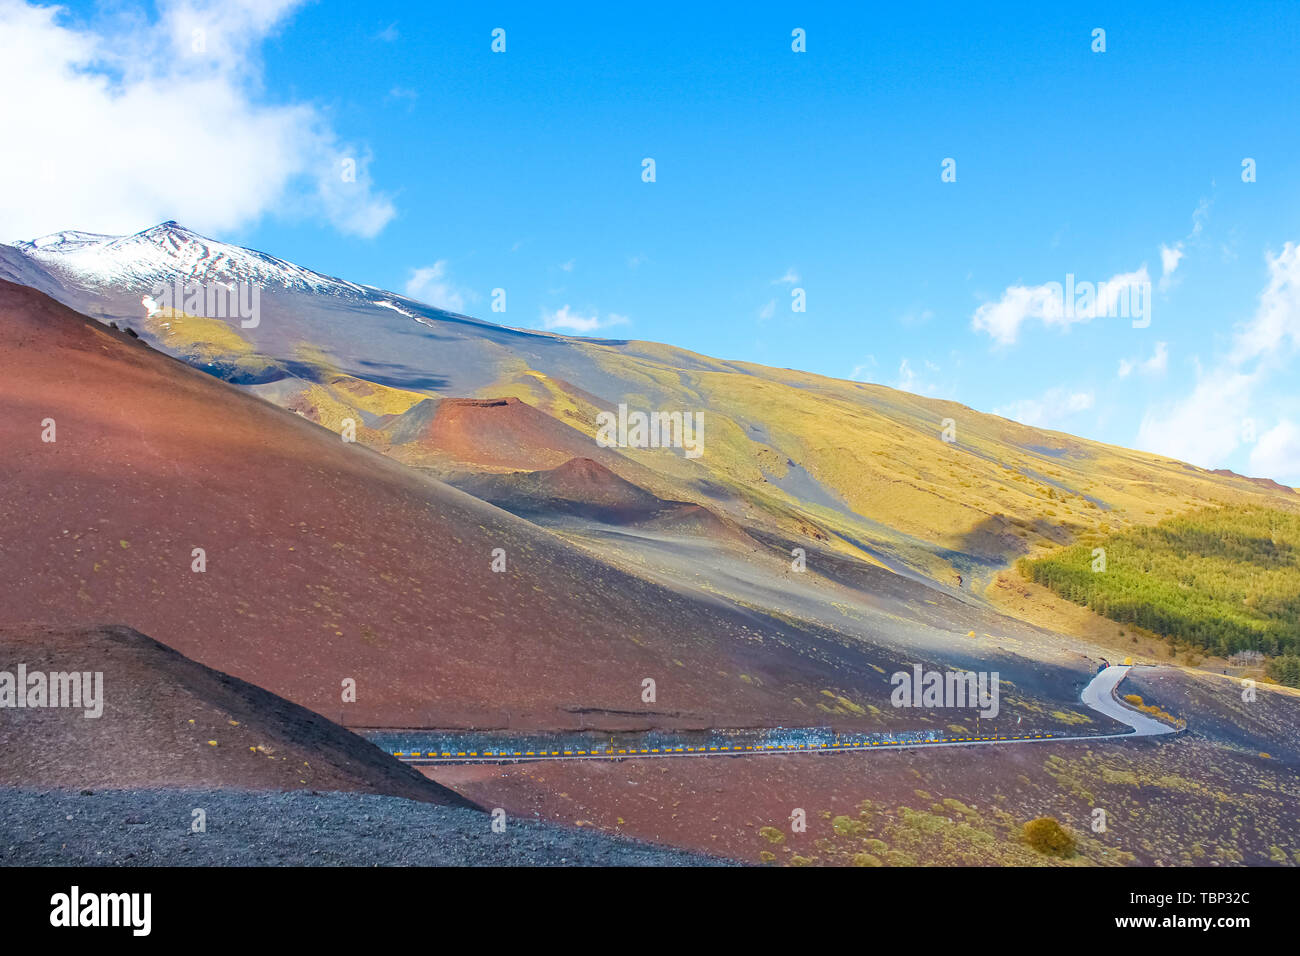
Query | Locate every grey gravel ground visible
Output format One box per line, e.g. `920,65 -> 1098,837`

0,788 -> 729,866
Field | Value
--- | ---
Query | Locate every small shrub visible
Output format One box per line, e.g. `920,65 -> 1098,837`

832,814 -> 865,837
1022,817 -> 1076,857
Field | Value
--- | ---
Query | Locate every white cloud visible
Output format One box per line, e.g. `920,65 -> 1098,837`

896,359 -> 917,391
971,267 -> 1151,345
1229,241 -> 1300,365
405,261 -> 466,313
1158,243 -> 1184,291
1133,247 -> 1294,481
1249,421 -> 1300,486
972,284 -> 1060,345
772,268 -> 800,285
849,356 -> 877,381
894,358 -> 945,396
1190,197 -> 1210,238
1159,244 -> 1183,276
995,388 -> 1094,429
0,0 -> 395,240
539,305 -> 630,333
757,299 -> 775,321
559,259 -> 575,272
1157,200 -> 1210,292
1137,371 -> 1258,468
1135,245 -> 1300,471
1118,341 -> 1168,378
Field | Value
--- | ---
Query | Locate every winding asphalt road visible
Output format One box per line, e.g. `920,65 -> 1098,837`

1081,664 -> 1177,736
384,665 -> 1178,765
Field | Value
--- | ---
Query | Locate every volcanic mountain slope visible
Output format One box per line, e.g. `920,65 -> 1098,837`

13,230 -> 1299,868
0,623 -> 469,804
6,222 -> 1295,602
4,277 -> 1058,736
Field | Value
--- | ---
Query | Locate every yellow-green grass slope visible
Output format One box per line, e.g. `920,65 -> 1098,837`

135,308 -> 1300,598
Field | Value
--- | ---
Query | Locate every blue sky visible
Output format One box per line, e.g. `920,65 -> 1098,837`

3,0 -> 1300,482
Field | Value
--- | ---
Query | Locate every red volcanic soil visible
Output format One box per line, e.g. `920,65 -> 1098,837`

528,457 -> 655,505
0,624 -> 469,803
392,396 -> 613,472
427,670 -> 1300,865
453,457 -> 743,540
0,280 -> 876,731
427,727 -> 1299,866
472,457 -> 666,512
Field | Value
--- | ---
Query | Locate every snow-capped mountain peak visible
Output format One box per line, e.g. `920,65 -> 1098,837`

22,229 -> 118,251
14,221 -> 371,298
